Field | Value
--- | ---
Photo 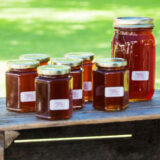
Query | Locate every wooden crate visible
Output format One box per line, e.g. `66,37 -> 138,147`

1,91 -> 160,160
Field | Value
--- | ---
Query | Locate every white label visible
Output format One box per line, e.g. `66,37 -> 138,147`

83,81 -> 92,91
105,87 -> 124,97
50,99 -> 69,110
20,91 -> 36,102
132,71 -> 149,81
72,89 -> 82,100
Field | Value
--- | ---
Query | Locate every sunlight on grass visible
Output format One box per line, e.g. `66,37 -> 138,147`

0,0 -> 160,96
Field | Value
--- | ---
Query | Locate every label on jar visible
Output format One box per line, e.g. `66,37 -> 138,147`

72,89 -> 82,100
132,71 -> 149,81
20,91 -> 36,102
105,87 -> 124,97
50,99 -> 69,110
83,81 -> 92,91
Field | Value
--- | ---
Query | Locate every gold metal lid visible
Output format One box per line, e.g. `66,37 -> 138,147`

65,52 -> 94,61
51,57 -> 82,67
20,54 -> 50,63
7,60 -> 39,69
37,65 -> 71,76
96,58 -> 127,68
114,17 -> 154,28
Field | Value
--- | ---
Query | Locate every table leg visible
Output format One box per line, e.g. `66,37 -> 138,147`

0,132 -> 5,160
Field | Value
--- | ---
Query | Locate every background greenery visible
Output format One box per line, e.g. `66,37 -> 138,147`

0,0 -> 160,96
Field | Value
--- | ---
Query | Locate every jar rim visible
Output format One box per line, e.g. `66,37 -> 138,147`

7,60 -> 40,69
96,58 -> 127,68
50,57 -> 83,67
65,52 -> 94,61
37,65 -> 71,76
114,17 -> 154,28
20,53 -> 50,63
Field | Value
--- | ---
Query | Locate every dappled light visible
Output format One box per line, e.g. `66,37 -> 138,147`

0,0 -> 160,96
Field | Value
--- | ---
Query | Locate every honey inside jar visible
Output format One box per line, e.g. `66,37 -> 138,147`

112,17 -> 155,101
20,53 -> 50,66
65,52 -> 95,102
36,65 -> 73,120
6,60 -> 39,112
51,57 -> 84,110
93,58 -> 129,111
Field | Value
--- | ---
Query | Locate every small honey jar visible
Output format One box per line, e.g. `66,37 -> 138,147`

20,53 -> 50,66
36,65 -> 73,120
51,57 -> 84,110
93,58 -> 129,111
65,52 -> 95,102
6,60 -> 39,112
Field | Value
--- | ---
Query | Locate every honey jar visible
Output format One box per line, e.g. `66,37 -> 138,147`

51,57 -> 84,110
112,17 -> 155,101
93,58 -> 129,111
36,65 -> 73,120
65,52 -> 95,102
6,60 -> 39,112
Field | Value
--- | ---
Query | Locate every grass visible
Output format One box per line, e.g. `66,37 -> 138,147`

0,0 -> 160,96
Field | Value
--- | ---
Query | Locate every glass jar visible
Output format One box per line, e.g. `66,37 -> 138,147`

20,53 -> 50,66
51,57 -> 84,110
65,52 -> 95,102
6,60 -> 39,112
112,17 -> 155,102
93,58 -> 129,111
36,65 -> 73,120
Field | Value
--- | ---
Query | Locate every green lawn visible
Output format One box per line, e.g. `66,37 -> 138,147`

0,0 -> 160,96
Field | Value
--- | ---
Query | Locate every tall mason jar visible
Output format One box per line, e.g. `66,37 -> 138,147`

112,17 -> 155,101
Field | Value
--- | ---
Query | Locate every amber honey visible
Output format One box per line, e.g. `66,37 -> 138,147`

112,17 -> 155,101
36,65 -> 73,120
20,53 -> 50,66
51,58 -> 83,110
93,58 -> 129,111
65,52 -> 95,102
6,60 -> 39,112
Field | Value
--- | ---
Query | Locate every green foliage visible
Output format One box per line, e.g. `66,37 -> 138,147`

0,0 -> 160,92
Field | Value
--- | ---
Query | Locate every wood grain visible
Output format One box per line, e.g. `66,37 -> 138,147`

1,91 -> 160,131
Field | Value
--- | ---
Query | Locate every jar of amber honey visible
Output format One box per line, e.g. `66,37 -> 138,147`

6,60 -> 39,112
65,52 -> 95,102
112,17 -> 155,101
51,58 -> 84,110
36,65 -> 73,120
93,58 -> 129,111
20,54 -> 50,65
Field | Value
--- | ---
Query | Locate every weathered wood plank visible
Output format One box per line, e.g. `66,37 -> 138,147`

5,120 -> 160,160
0,132 -> 5,160
5,131 -> 19,148
1,91 -> 160,131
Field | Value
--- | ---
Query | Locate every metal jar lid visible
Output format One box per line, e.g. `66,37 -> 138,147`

51,57 -> 83,67
7,60 -> 40,69
37,65 -> 71,76
96,58 -> 127,68
114,17 -> 154,28
65,52 -> 94,61
20,54 -> 50,63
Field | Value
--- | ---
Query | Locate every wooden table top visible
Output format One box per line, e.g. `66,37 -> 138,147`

1,91 -> 160,131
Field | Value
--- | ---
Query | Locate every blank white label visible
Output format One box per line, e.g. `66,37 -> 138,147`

50,99 -> 69,110
132,71 -> 149,81
83,81 -> 92,91
105,87 -> 124,97
72,89 -> 82,100
20,91 -> 36,102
